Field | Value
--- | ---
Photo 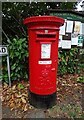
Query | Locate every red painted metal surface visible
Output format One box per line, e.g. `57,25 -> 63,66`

23,16 -> 64,95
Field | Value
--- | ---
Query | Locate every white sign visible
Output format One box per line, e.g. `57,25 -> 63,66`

80,23 -> 84,34
62,40 -> 71,49
66,20 -> 73,33
0,46 -> 8,55
0,45 -> 11,86
41,44 -> 51,59
58,35 -> 62,48
38,60 -> 52,64
59,22 -> 66,35
71,33 -> 78,45
74,21 -> 81,34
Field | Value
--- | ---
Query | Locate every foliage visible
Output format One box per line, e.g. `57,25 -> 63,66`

2,2 -> 77,41
60,2 -> 77,10
17,83 -> 25,90
2,39 -> 83,82
2,2 -> 48,40
2,38 -> 28,82
77,76 -> 84,83
2,2 -> 81,83
58,48 -> 82,75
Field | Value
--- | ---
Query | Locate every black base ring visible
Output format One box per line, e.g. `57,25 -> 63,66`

28,90 -> 56,108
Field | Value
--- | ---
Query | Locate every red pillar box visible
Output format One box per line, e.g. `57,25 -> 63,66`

23,16 -> 64,107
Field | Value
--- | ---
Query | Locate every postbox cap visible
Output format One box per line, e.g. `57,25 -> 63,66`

23,16 -> 64,27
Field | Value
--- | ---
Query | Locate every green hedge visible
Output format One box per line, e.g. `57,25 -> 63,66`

58,48 -> 81,75
2,38 -> 83,83
2,38 -> 28,82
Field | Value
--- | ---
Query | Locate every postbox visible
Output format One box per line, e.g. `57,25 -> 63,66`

23,16 -> 64,107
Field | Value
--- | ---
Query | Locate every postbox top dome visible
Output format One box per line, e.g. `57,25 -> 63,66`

23,16 -> 64,26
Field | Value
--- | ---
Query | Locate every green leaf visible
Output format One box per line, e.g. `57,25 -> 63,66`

77,77 -> 84,83
17,83 -> 25,90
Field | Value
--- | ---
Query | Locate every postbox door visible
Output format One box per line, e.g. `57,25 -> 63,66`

37,41 -> 58,91
35,31 -> 58,95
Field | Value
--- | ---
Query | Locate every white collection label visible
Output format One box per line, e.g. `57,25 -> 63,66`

38,60 -> 52,64
41,44 -> 51,59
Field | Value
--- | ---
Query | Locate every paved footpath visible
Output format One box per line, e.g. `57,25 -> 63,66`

2,105 -> 48,118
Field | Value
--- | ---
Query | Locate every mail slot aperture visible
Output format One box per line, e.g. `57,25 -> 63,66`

37,34 -> 56,38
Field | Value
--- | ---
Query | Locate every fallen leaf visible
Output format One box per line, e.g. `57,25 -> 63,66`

10,108 -> 14,111
18,84 -> 25,90
75,84 -> 78,86
14,99 -> 19,104
9,102 -> 15,108
6,95 -> 11,101
17,103 -> 22,108
12,90 -> 17,93
67,84 -> 72,87
3,83 -> 8,88
24,104 -> 28,111
11,94 -> 14,100
12,85 -> 16,90
16,94 -> 22,98
61,83 -> 65,86
22,93 -> 28,97
29,106 -> 33,109
27,84 -> 29,87
21,97 -> 26,104
15,93 -> 18,97
57,88 -> 60,91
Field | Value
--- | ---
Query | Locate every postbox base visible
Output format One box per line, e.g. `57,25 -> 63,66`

29,91 -> 56,108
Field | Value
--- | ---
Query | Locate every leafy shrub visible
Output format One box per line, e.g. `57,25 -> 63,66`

2,38 -> 28,82
58,48 -> 81,75
2,38 -> 83,83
